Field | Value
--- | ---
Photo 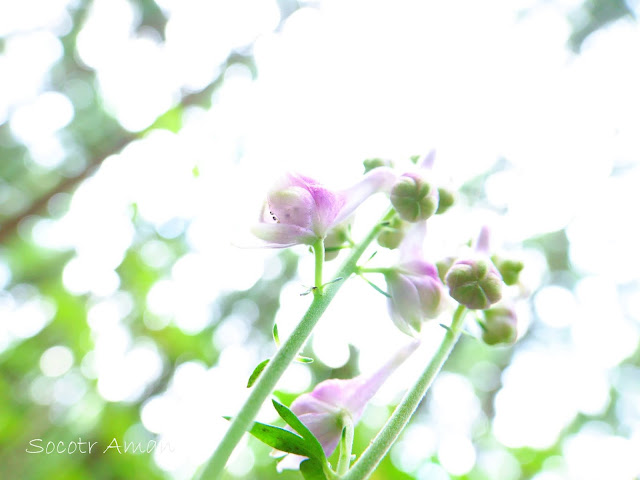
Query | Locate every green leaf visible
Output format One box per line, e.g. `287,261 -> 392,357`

224,417 -> 315,457
272,400 -> 326,462
300,459 -> 328,480
272,323 -> 280,346
247,359 -> 270,388
295,355 -> 314,364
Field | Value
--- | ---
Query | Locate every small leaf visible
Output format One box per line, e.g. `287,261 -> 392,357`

296,355 -> 314,364
273,323 -> 280,346
361,276 -> 391,298
321,277 -> 344,288
367,250 -> 378,262
247,359 -> 270,388
272,400 -> 326,462
226,418 -> 315,457
300,459 -> 328,480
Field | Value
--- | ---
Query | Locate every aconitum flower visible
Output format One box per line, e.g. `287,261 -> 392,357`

276,341 -> 419,470
445,227 -> 503,309
252,169 -> 395,247
384,222 -> 444,336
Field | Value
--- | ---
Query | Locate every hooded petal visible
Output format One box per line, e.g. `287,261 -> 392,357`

332,167 -> 396,227
297,413 -> 343,457
342,341 -> 420,417
387,272 -> 423,335
251,223 -> 317,246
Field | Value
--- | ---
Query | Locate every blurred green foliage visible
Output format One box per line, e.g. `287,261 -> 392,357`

0,1 -> 635,480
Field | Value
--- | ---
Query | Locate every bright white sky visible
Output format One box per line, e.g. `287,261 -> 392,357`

1,0 -> 640,479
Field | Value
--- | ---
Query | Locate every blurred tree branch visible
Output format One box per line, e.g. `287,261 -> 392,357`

0,0 -> 303,244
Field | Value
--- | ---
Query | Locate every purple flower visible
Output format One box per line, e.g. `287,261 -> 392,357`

275,341 -> 419,470
384,222 -> 444,336
252,168 -> 395,247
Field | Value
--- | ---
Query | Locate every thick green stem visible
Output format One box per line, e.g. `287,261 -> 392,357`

198,209 -> 395,480
337,415 -> 355,475
314,238 -> 325,294
342,305 -> 468,480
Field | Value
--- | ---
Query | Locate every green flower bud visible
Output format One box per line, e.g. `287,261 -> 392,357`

377,216 -> 408,250
492,256 -> 524,286
435,187 -> 455,214
324,222 -> 351,261
436,256 -> 456,282
390,173 -> 439,222
445,258 -> 502,309
481,306 -> 517,345
363,158 -> 394,174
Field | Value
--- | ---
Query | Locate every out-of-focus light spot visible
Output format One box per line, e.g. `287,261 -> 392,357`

469,361 -> 502,392
97,341 -> 163,403
437,435 -> 476,476
429,373 -> 480,436
53,371 -> 87,406
227,448 -> 255,477
140,240 -> 174,269
141,396 -> 171,434
63,257 -> 121,297
417,463 -> 450,480
30,376 -> 54,405
312,329 -> 350,369
212,316 -> 249,350
534,286 -> 578,328
7,295 -> 56,339
0,261 -> 11,290
40,346 -> 74,377
392,425 -> 437,472
10,91 -> 74,142
477,449 -> 522,480
563,423 -> 640,480
0,31 -> 62,106
275,363 -> 312,394
0,0 -> 72,36
494,343 -> 608,449
530,473 -> 566,480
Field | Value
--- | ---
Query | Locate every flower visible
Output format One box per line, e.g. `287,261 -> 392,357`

384,222 -> 444,336
252,168 -> 395,247
445,226 -> 503,309
275,341 -> 419,470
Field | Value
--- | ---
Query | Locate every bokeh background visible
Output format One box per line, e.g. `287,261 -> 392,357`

1,0 -> 640,479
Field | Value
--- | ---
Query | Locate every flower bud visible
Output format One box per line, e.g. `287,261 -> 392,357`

492,256 -> 524,286
324,221 -> 351,261
445,258 -> 502,309
363,158 -> 394,173
481,306 -> 517,345
436,256 -> 456,282
385,261 -> 444,336
390,173 -> 439,223
435,187 -> 455,214
377,216 -> 408,250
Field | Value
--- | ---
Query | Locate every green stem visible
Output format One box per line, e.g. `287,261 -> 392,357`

357,266 -> 393,275
198,209 -> 395,480
342,305 -> 468,480
337,415 -> 355,475
314,238 -> 325,294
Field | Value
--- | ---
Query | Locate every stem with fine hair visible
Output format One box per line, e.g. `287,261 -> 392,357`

342,305 -> 468,480
198,209 -> 395,480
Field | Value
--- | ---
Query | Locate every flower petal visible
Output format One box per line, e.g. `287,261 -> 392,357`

387,272 -> 422,335
332,167 -> 396,227
251,223 -> 317,246
342,341 -> 420,417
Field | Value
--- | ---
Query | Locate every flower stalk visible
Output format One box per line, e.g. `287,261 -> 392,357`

337,415 -> 355,476
199,209 -> 396,480
342,305 -> 468,480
